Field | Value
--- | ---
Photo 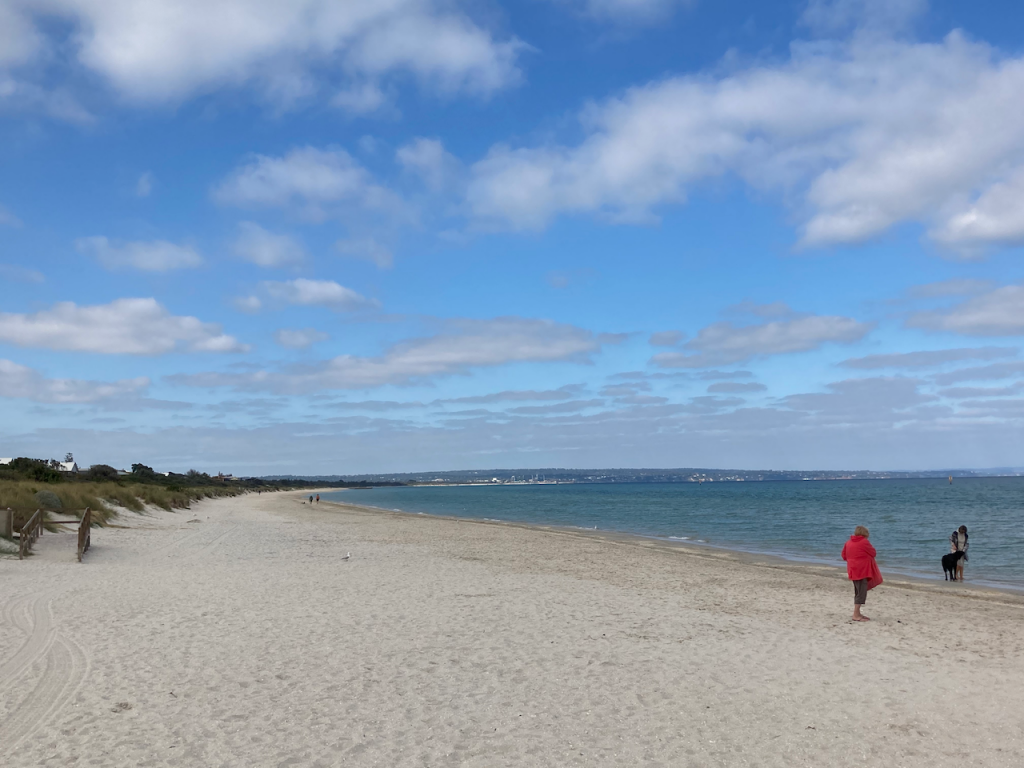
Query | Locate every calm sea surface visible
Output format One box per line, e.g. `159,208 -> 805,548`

323,478 -> 1024,588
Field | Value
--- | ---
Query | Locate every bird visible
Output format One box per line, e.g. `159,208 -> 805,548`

341,552 -> 351,561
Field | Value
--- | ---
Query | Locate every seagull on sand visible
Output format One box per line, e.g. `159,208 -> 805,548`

341,552 -> 351,561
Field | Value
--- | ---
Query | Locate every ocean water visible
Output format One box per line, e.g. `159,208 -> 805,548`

324,478 -> 1024,588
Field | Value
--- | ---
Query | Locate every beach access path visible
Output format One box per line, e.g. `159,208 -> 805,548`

1,490 -> 1022,767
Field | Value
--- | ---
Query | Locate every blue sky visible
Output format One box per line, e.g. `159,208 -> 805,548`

3,0 -> 1024,474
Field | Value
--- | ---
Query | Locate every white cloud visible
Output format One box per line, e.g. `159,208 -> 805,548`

1,0 -> 523,111
262,278 -> 376,310
707,381 -> 767,393
0,75 -> 93,122
76,236 -> 203,272
0,358 -> 148,403
0,4 -> 40,67
840,347 -> 1016,369
0,298 -> 248,354
465,30 -> 1024,253
648,330 -> 684,347
908,279 -> 994,298
331,82 -> 388,114
800,0 -> 927,36
437,385 -> 584,404
0,264 -> 44,283
174,317 -> 607,392
908,285 -> 1024,336
213,146 -> 405,220
232,295 -> 263,314
934,361 -> 1024,385
335,237 -> 393,269
274,328 -> 329,349
652,314 -> 870,368
938,384 -> 1023,399
232,222 -> 305,267
930,166 -> 1024,253
782,376 -> 934,420
397,137 -> 461,191
542,0 -> 694,24
136,172 -> 153,197
507,399 -> 605,415
0,203 -> 21,226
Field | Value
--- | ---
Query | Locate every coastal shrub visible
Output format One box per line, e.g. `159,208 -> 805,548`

8,458 -> 62,483
34,489 -> 62,510
86,464 -> 119,481
0,480 -> 245,529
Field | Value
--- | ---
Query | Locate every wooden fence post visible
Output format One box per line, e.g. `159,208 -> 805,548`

78,507 -> 92,562
19,509 -> 42,560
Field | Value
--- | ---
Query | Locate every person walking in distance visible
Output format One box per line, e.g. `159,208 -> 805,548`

315,494 -> 320,504
841,526 -> 883,622
951,525 -> 969,581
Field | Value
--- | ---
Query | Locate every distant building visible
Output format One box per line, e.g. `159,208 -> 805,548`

58,461 -> 79,473
0,458 -> 12,466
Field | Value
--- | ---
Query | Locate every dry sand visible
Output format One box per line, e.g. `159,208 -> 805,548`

1,490 -> 1023,767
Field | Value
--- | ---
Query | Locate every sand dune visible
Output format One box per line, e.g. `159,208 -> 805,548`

1,491 -> 1022,767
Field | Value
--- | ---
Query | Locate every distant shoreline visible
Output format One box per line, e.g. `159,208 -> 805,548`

278,472 -> 1024,487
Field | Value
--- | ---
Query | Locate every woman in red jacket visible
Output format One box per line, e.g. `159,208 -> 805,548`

841,525 -> 883,621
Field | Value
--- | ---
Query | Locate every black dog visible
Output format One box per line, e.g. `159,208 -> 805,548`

942,550 -> 965,581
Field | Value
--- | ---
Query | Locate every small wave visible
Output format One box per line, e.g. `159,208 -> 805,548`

668,536 -> 690,541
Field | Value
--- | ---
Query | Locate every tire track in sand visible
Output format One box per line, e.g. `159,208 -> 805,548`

0,593 -> 57,683
0,632 -> 89,750
181,524 -> 239,562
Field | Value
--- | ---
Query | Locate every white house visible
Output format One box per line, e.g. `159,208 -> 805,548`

0,458 -> 12,466
58,461 -> 79,473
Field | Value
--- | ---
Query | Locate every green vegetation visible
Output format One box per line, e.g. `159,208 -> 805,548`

0,455 -> 294,531
1,454 -> 375,535
0,479 -> 245,530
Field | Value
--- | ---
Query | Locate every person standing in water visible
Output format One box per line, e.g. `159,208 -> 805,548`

950,525 -> 969,581
841,526 -> 883,622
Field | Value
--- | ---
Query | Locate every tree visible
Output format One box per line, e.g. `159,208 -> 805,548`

131,463 -> 157,480
186,469 -> 211,485
10,458 -> 62,483
86,464 -> 119,481
64,452 -> 74,463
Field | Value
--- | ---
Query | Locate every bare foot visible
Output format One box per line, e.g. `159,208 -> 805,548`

853,616 -> 871,622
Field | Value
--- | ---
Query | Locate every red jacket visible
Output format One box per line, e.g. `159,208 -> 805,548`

841,535 -> 883,589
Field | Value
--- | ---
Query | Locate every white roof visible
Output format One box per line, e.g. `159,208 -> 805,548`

0,458 -> 12,465
58,461 -> 78,472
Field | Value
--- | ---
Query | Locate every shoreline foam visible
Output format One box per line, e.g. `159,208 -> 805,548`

318,495 -> 1024,602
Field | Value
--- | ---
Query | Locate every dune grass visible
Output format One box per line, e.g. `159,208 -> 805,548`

0,480 -> 244,530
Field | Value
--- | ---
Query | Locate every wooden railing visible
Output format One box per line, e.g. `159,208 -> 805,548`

78,507 -> 92,562
19,509 -> 42,560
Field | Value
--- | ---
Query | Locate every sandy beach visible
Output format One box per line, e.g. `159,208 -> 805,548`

2,491 -> 1023,767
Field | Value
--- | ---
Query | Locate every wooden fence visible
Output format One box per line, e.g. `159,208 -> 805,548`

12,507 -> 93,561
78,507 -> 92,562
19,509 -> 42,560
